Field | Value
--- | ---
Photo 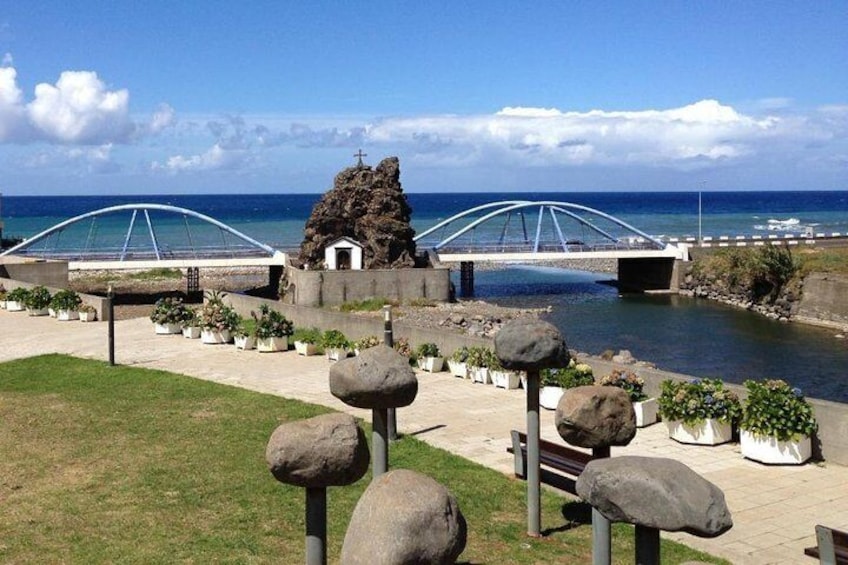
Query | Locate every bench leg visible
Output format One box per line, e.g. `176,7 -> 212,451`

816,524 -> 836,565
635,525 -> 660,565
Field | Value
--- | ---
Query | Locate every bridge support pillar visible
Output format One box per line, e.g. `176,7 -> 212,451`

617,258 -> 679,293
269,265 -> 284,297
460,261 -> 474,297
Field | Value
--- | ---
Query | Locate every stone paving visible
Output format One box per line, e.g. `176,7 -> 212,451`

4,311 -> 848,564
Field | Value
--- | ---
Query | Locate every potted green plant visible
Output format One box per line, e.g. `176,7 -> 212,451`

739,379 -> 818,464
321,329 -> 350,361
150,296 -> 192,334
79,303 -> 97,322
0,285 -> 6,309
539,359 -> 595,409
50,289 -> 83,321
292,326 -> 322,356
466,346 -> 494,384
354,335 -> 381,356
415,342 -> 444,373
6,287 -> 30,312
181,307 -> 201,338
489,352 -> 521,390
447,346 -> 470,378
24,285 -> 52,316
251,304 -> 293,352
600,369 -> 657,427
233,317 -> 255,350
658,378 -> 741,445
198,291 -> 239,344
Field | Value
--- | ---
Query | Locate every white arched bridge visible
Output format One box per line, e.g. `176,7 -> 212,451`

0,203 -> 287,270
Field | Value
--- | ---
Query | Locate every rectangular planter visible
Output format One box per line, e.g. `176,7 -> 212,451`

417,356 -> 444,373
491,370 -> 520,390
540,386 -> 564,410
257,336 -> 288,352
740,430 -> 812,465
234,335 -> 256,350
294,341 -> 318,356
633,398 -> 659,428
155,322 -> 182,335
27,307 -> 49,317
201,329 -> 232,344
326,347 -> 349,361
57,310 -> 80,321
447,360 -> 467,379
666,419 -> 733,446
6,300 -> 24,312
182,326 -> 201,339
79,311 -> 97,322
470,366 -> 491,385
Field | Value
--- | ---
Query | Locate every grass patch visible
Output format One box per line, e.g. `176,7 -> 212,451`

795,246 -> 848,276
126,267 -> 184,281
338,297 -> 398,312
0,355 -> 727,564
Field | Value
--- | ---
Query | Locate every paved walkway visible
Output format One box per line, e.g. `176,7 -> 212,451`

3,312 -> 848,564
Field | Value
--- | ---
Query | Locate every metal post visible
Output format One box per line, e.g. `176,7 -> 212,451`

305,487 -> 327,565
634,525 -> 660,565
107,286 -> 115,366
372,408 -> 389,477
592,445 -> 611,565
383,306 -> 398,441
526,369 -> 541,537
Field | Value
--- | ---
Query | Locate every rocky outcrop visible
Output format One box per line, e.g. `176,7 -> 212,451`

298,156 -> 417,270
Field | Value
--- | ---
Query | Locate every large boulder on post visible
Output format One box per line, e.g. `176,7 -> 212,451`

341,469 -> 467,564
494,319 -> 570,372
576,456 -> 733,537
265,413 -> 369,488
329,345 -> 418,409
555,386 -> 637,448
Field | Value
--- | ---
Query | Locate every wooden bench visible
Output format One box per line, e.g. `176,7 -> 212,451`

506,430 -> 594,495
804,525 -> 848,564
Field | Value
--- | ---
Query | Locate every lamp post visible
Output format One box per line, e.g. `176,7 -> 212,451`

383,305 -> 398,441
107,285 -> 115,366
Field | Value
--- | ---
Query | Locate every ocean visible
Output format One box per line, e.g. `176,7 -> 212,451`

3,190 -> 848,402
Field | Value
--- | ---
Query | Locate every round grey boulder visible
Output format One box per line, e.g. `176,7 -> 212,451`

555,385 -> 636,448
265,412 -> 369,488
494,319 -> 570,372
329,345 -> 418,409
341,469 -> 467,565
576,456 -> 733,537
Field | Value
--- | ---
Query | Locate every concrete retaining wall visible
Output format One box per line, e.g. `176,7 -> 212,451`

0,258 -> 69,288
283,265 -> 452,306
795,272 -> 848,329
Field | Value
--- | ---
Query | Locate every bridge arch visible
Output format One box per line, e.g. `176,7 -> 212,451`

414,200 -> 666,253
1,203 -> 280,262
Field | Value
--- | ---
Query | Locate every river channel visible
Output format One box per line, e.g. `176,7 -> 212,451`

459,265 -> 848,403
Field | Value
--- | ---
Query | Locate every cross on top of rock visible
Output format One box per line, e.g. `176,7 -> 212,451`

354,149 -> 367,168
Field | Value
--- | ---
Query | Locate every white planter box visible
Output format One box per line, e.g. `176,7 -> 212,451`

234,335 -> 256,350
740,430 -> 812,465
447,360 -> 468,378
201,329 -> 232,344
48,308 -> 57,318
294,341 -> 318,356
257,336 -> 288,352
182,326 -> 201,339
540,386 -> 564,410
470,366 -> 491,384
27,307 -> 49,317
634,398 -> 659,427
326,347 -> 349,361
0,300 -> 5,310
667,419 -> 733,445
155,322 -> 182,335
79,311 -> 97,322
57,309 -> 79,321
417,356 -> 444,373
492,370 -> 521,390
6,300 -> 24,312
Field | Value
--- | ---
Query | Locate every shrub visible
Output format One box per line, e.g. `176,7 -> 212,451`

540,359 -> 594,388
416,342 -> 441,358
198,291 -> 240,332
740,379 -> 818,441
150,296 -> 192,325
449,346 -> 470,363
599,369 -> 648,402
354,335 -> 382,351
292,327 -> 322,345
50,289 -> 83,312
658,378 -> 741,426
251,305 -> 293,339
321,329 -> 349,349
24,286 -> 52,310
7,287 -> 31,303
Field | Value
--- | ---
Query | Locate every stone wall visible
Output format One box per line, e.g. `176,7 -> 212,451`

0,257 -> 69,288
794,272 -> 848,329
282,265 -> 452,307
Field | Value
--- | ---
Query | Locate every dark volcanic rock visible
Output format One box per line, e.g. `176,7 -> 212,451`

298,156 -> 417,269
555,385 -> 637,448
329,345 -> 418,409
576,456 -> 733,537
494,318 -> 571,372
265,413 -> 370,488
341,469 -> 467,565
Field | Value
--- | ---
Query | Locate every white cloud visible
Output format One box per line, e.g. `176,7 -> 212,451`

2,52 -> 13,66
153,143 -> 248,173
148,103 -> 176,134
0,66 -> 28,141
26,70 -> 134,144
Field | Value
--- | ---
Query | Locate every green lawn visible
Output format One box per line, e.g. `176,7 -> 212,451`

0,355 -> 728,564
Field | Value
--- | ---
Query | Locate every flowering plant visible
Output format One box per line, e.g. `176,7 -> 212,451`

198,291 -> 240,332
541,358 -> 594,388
355,335 -> 382,351
449,346 -> 469,363
658,378 -> 741,426
150,296 -> 193,325
251,304 -> 293,339
393,337 -> 414,359
600,369 -> 648,402
740,379 -> 818,441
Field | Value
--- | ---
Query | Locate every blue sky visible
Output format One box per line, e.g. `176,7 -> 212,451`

0,1 -> 846,195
